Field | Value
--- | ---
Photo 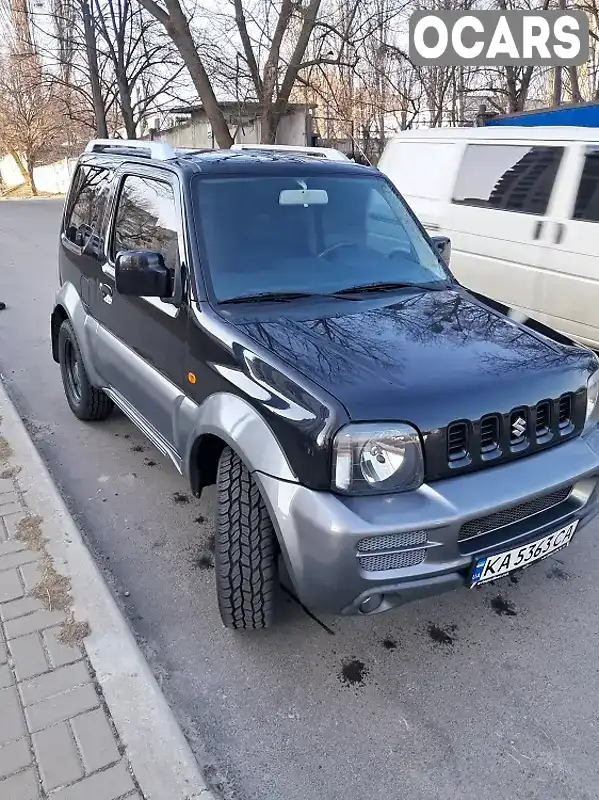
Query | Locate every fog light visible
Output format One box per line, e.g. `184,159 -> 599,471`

359,594 -> 383,613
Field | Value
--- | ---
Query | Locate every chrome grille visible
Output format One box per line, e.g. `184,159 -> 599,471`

358,549 -> 427,572
458,485 -> 572,542
357,531 -> 427,553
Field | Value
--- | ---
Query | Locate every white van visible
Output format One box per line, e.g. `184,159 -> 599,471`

231,143 -> 351,161
378,126 -> 599,350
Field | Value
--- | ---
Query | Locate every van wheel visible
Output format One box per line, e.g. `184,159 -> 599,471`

215,446 -> 278,629
58,320 -> 114,421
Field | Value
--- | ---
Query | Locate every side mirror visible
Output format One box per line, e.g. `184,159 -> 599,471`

431,235 -> 451,266
115,251 -> 171,298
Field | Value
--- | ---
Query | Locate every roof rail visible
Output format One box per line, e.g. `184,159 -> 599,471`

84,139 -> 176,160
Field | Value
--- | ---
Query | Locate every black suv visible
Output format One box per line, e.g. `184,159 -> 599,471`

52,139 -> 599,630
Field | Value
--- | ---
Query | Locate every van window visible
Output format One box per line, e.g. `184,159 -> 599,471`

112,175 -> 180,271
573,148 -> 599,223
64,165 -> 112,249
452,144 -> 563,215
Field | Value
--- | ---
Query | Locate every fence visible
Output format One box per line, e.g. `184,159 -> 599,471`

0,155 -> 77,195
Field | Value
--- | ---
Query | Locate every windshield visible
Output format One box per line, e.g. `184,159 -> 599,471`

195,174 -> 450,303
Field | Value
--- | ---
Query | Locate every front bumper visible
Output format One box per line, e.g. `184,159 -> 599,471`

254,427 -> 599,616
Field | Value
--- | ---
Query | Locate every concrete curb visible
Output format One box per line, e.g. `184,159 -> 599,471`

0,378 -> 212,800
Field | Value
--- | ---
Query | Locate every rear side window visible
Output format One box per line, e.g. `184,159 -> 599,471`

112,175 -> 180,271
573,149 -> 599,223
64,165 -> 112,248
452,144 -> 563,215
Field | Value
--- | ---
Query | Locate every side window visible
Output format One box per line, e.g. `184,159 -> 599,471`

452,144 -> 563,215
64,166 -> 112,250
112,175 -> 180,271
573,149 -> 599,223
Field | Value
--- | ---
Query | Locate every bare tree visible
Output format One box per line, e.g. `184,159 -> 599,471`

0,59 -> 64,193
131,0 -> 233,145
93,0 -> 185,137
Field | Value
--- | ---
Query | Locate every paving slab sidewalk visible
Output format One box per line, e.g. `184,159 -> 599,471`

0,380 -> 210,800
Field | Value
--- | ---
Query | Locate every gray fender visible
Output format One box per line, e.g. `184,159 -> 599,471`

53,282 -> 103,387
181,392 -> 297,483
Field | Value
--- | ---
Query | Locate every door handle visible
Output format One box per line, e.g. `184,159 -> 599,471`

554,222 -> 565,245
532,220 -> 543,240
99,283 -> 113,305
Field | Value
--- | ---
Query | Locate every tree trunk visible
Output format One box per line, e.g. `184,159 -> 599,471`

266,0 -> 322,141
165,12 -> 232,147
9,148 -> 30,188
82,0 -> 108,138
260,110 -> 277,144
25,163 -> 37,196
568,66 -> 582,103
553,66 -> 562,106
116,66 -> 136,138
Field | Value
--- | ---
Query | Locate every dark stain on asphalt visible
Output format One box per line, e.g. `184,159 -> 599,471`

195,552 -> 214,570
509,573 -> 519,585
382,638 -> 398,651
144,458 -> 157,467
195,514 -> 206,524
123,434 -> 130,439
547,565 -> 570,581
427,624 -> 455,646
339,659 -> 367,686
490,594 -> 517,616
172,492 -> 189,504
131,444 -> 145,453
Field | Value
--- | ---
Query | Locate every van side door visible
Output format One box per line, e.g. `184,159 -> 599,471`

442,140 -> 564,317
535,143 -> 599,350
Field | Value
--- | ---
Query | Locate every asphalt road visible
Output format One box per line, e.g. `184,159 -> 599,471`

2,199 -> 599,800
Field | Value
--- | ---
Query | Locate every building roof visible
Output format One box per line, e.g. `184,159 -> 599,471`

168,101 -> 313,116
485,102 -> 599,129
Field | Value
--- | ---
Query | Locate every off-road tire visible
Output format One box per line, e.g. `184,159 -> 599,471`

215,446 -> 278,629
58,320 -> 114,421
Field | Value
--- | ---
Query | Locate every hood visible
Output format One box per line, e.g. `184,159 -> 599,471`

228,288 -> 591,429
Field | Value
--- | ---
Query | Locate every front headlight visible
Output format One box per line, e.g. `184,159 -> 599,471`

332,423 -> 424,494
586,369 -> 599,425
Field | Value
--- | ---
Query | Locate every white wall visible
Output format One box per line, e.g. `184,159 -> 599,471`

0,154 -> 76,194
276,111 -> 308,146
156,109 -> 309,149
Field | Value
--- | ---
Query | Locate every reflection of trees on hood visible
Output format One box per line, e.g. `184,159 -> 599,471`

242,288 -> 581,386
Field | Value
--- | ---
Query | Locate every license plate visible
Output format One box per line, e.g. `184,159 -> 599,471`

470,520 -> 579,587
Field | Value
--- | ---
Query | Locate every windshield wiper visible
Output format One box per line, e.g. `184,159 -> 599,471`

220,290 -> 324,304
332,280 -> 451,296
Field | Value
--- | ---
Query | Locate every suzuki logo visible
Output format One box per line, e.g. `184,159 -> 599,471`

512,416 -> 527,439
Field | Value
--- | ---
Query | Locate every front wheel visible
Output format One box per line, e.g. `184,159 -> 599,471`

58,320 -> 114,421
215,446 -> 278,629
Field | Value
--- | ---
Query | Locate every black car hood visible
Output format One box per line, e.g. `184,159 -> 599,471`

228,288 -> 591,428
